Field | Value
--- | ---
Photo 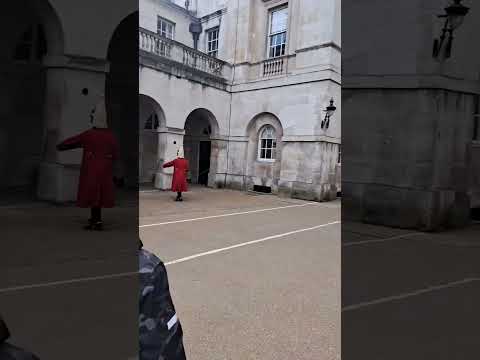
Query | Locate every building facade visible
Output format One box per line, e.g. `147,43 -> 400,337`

343,0 -> 480,230
0,0 -> 138,203
139,0 -> 341,201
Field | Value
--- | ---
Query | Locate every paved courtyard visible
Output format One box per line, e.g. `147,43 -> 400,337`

342,220 -> 480,359
0,189 -> 138,360
140,187 -> 341,360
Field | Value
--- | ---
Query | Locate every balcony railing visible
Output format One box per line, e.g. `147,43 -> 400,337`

262,56 -> 287,77
139,28 -> 228,79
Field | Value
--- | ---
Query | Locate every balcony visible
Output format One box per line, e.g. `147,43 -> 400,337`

261,56 -> 288,77
139,28 -> 231,83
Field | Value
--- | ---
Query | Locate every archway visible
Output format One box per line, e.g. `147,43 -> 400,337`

184,108 -> 219,186
0,0 -> 63,203
139,95 -> 165,184
245,113 -> 284,193
106,12 -> 139,189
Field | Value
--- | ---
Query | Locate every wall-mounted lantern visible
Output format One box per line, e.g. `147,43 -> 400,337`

321,98 -> 336,130
432,0 -> 470,59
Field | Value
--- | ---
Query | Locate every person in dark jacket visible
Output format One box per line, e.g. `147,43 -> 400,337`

0,316 -> 40,360
56,98 -> 119,230
139,240 -> 187,360
162,148 -> 189,202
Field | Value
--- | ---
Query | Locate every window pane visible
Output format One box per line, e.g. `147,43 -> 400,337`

260,149 -> 266,159
270,7 -> 288,34
145,115 -> 153,129
272,140 -> 277,148
266,139 -> 273,148
266,149 -> 272,159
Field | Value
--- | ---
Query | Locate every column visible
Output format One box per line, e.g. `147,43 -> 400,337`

154,127 -> 185,190
37,55 -> 109,202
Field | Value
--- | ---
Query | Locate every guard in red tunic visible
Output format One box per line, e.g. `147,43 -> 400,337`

163,148 -> 189,201
56,98 -> 119,230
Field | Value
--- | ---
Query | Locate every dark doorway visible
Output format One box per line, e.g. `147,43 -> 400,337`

198,141 -> 211,185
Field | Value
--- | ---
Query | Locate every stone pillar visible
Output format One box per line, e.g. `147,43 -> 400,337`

37,55 -> 109,202
279,137 -> 340,202
154,127 -> 185,190
210,136 -> 229,188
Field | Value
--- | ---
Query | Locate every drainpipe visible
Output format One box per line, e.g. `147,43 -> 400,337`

474,94 -> 479,141
189,20 -> 202,50
224,0 -> 240,188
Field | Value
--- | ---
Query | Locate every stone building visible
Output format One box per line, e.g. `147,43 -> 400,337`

343,0 -> 480,230
0,0 -> 138,203
139,0 -> 341,201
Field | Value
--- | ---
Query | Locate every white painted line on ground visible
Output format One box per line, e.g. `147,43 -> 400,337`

139,190 -> 159,193
1,220 -> 340,293
342,278 -> 479,312
0,271 -> 137,294
342,232 -> 426,247
140,203 -> 318,228
164,221 -> 340,266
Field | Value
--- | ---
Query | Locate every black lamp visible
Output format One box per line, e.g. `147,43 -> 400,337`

433,0 -> 470,59
321,98 -> 336,130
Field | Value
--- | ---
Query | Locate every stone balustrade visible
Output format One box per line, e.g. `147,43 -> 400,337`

139,28 -> 230,80
262,56 -> 287,77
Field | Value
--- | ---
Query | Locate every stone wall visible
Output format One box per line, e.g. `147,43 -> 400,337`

343,88 -> 477,230
343,0 -> 480,229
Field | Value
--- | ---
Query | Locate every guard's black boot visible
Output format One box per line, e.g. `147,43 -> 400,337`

93,221 -> 103,231
84,221 -> 94,230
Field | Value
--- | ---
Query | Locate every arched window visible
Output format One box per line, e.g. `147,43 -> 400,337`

258,125 -> 277,161
14,24 -> 47,63
144,113 -> 159,130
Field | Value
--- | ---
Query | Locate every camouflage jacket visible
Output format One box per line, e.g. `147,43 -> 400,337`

139,249 -> 186,360
0,317 -> 40,360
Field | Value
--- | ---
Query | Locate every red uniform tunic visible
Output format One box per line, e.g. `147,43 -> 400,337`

57,128 -> 119,208
163,158 -> 189,192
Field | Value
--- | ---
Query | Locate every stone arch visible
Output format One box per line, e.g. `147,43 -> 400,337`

139,94 -> 166,130
30,1 -> 64,56
105,11 -> 139,188
5,1 -> 64,61
139,94 -> 166,184
0,0 -> 64,197
184,108 -> 220,137
184,108 -> 220,186
245,112 -> 284,193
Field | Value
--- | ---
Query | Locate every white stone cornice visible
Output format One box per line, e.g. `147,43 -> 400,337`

343,74 -> 480,95
230,69 -> 341,93
42,55 -> 110,73
281,135 -> 341,144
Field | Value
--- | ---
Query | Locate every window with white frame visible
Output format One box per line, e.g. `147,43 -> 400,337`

157,17 -> 175,39
267,6 -> 288,58
206,27 -> 219,58
258,125 -> 277,161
